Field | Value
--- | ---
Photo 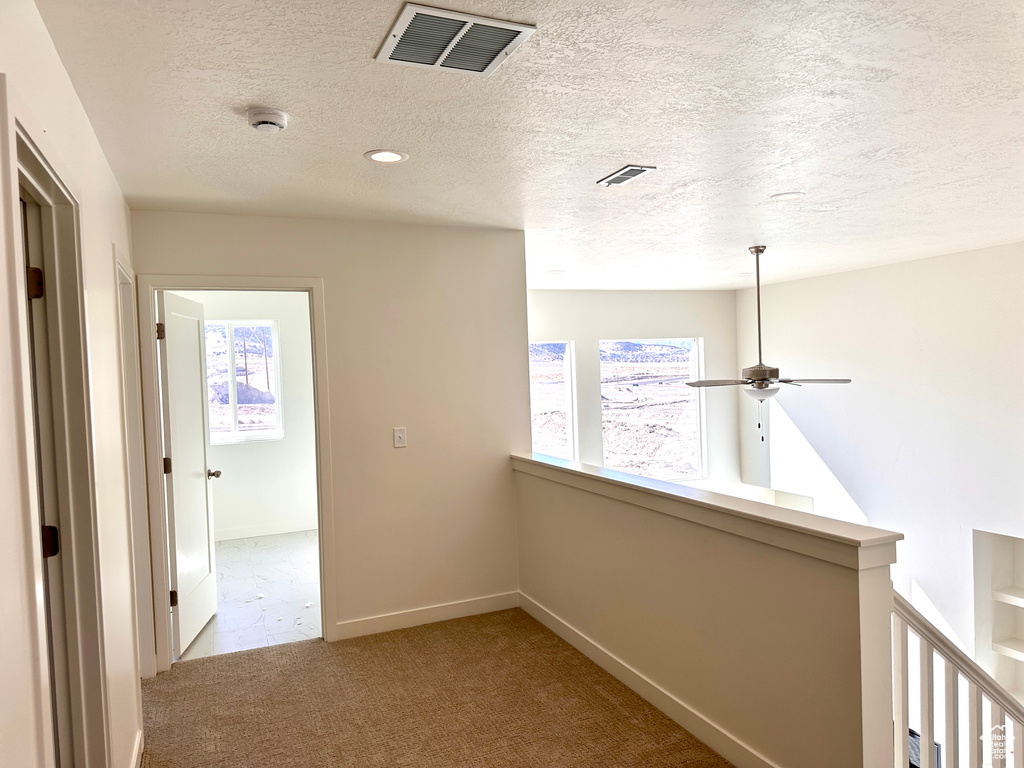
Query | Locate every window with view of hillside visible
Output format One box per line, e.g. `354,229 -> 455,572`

599,338 -> 704,481
528,342 -> 575,460
205,321 -> 282,444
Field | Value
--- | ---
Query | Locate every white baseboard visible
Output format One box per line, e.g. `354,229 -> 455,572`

329,591 -> 520,641
130,728 -> 144,768
518,593 -> 780,768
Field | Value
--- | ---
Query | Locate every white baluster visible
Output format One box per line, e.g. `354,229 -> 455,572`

921,640 -> 935,768
895,615 -> 910,768
993,703 -> 1006,768
969,682 -> 983,768
1013,718 -> 1023,768
945,663 -> 960,768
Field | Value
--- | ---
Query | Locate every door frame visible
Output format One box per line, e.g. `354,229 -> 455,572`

1,76 -> 112,766
136,275 -> 336,674
114,255 -> 156,679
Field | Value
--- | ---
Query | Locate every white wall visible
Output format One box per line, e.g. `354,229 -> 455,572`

768,400 -> 869,525
0,1 -> 141,766
173,290 -> 318,541
132,212 -> 531,631
527,290 -> 742,491
737,241 -> 1024,655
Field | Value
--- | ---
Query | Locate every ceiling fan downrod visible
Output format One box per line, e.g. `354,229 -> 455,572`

742,245 -> 779,389
752,245 -> 765,367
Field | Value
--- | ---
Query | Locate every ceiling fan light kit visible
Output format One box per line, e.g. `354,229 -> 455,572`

742,385 -> 779,400
687,245 -> 851,404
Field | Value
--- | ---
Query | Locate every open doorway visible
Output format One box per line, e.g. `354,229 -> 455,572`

156,289 -> 321,661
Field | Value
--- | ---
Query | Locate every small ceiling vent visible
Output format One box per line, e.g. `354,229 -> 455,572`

596,166 -> 656,187
377,3 -> 535,76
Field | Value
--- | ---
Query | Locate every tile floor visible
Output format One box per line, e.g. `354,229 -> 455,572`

180,530 -> 321,661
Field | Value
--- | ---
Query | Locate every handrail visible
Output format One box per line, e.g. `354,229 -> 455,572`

894,591 -> 1024,723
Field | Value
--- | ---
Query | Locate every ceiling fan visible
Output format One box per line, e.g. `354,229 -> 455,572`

687,245 -> 851,401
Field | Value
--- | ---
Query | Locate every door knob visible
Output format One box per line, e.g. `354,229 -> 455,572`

207,469 -> 222,479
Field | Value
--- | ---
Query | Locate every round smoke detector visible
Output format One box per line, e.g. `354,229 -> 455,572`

246,108 -> 289,133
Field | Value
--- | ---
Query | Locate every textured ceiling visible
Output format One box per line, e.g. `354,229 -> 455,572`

35,0 -> 1024,289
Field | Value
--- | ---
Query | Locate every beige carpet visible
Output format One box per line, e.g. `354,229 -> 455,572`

142,608 -> 732,767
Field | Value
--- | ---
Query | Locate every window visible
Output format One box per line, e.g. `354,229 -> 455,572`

599,338 -> 704,481
528,341 -> 576,460
205,321 -> 282,444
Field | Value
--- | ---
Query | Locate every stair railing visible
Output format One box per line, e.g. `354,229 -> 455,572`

893,592 -> 1024,767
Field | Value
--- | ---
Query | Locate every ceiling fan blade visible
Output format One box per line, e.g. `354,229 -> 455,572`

778,378 -> 852,384
686,379 -> 749,387
779,380 -> 802,386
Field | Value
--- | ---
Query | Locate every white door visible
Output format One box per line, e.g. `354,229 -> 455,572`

158,292 -> 217,655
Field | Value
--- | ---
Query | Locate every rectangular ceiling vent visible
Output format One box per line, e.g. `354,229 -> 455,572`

377,3 -> 536,76
596,166 -> 657,187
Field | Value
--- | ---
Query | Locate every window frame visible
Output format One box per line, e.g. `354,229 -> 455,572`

597,336 -> 708,482
206,319 -> 284,445
527,340 -> 579,461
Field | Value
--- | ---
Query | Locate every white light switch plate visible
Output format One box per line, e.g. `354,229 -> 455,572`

393,427 -> 407,448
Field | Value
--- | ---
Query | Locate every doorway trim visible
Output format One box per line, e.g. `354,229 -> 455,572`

1,76 -> 112,766
114,255 -> 156,680
136,275 -> 335,673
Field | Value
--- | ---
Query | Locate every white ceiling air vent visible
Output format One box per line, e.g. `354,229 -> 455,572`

376,4 -> 536,76
597,166 -> 656,187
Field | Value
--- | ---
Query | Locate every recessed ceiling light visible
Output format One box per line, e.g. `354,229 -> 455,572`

364,150 -> 408,163
770,191 -> 805,201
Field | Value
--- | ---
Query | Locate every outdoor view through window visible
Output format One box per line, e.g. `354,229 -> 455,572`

205,322 -> 281,443
600,338 -> 703,481
528,342 -> 574,459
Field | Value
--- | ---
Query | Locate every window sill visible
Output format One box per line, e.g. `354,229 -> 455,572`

210,434 -> 284,446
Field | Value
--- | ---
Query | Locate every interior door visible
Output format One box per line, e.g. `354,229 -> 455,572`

158,292 -> 217,655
